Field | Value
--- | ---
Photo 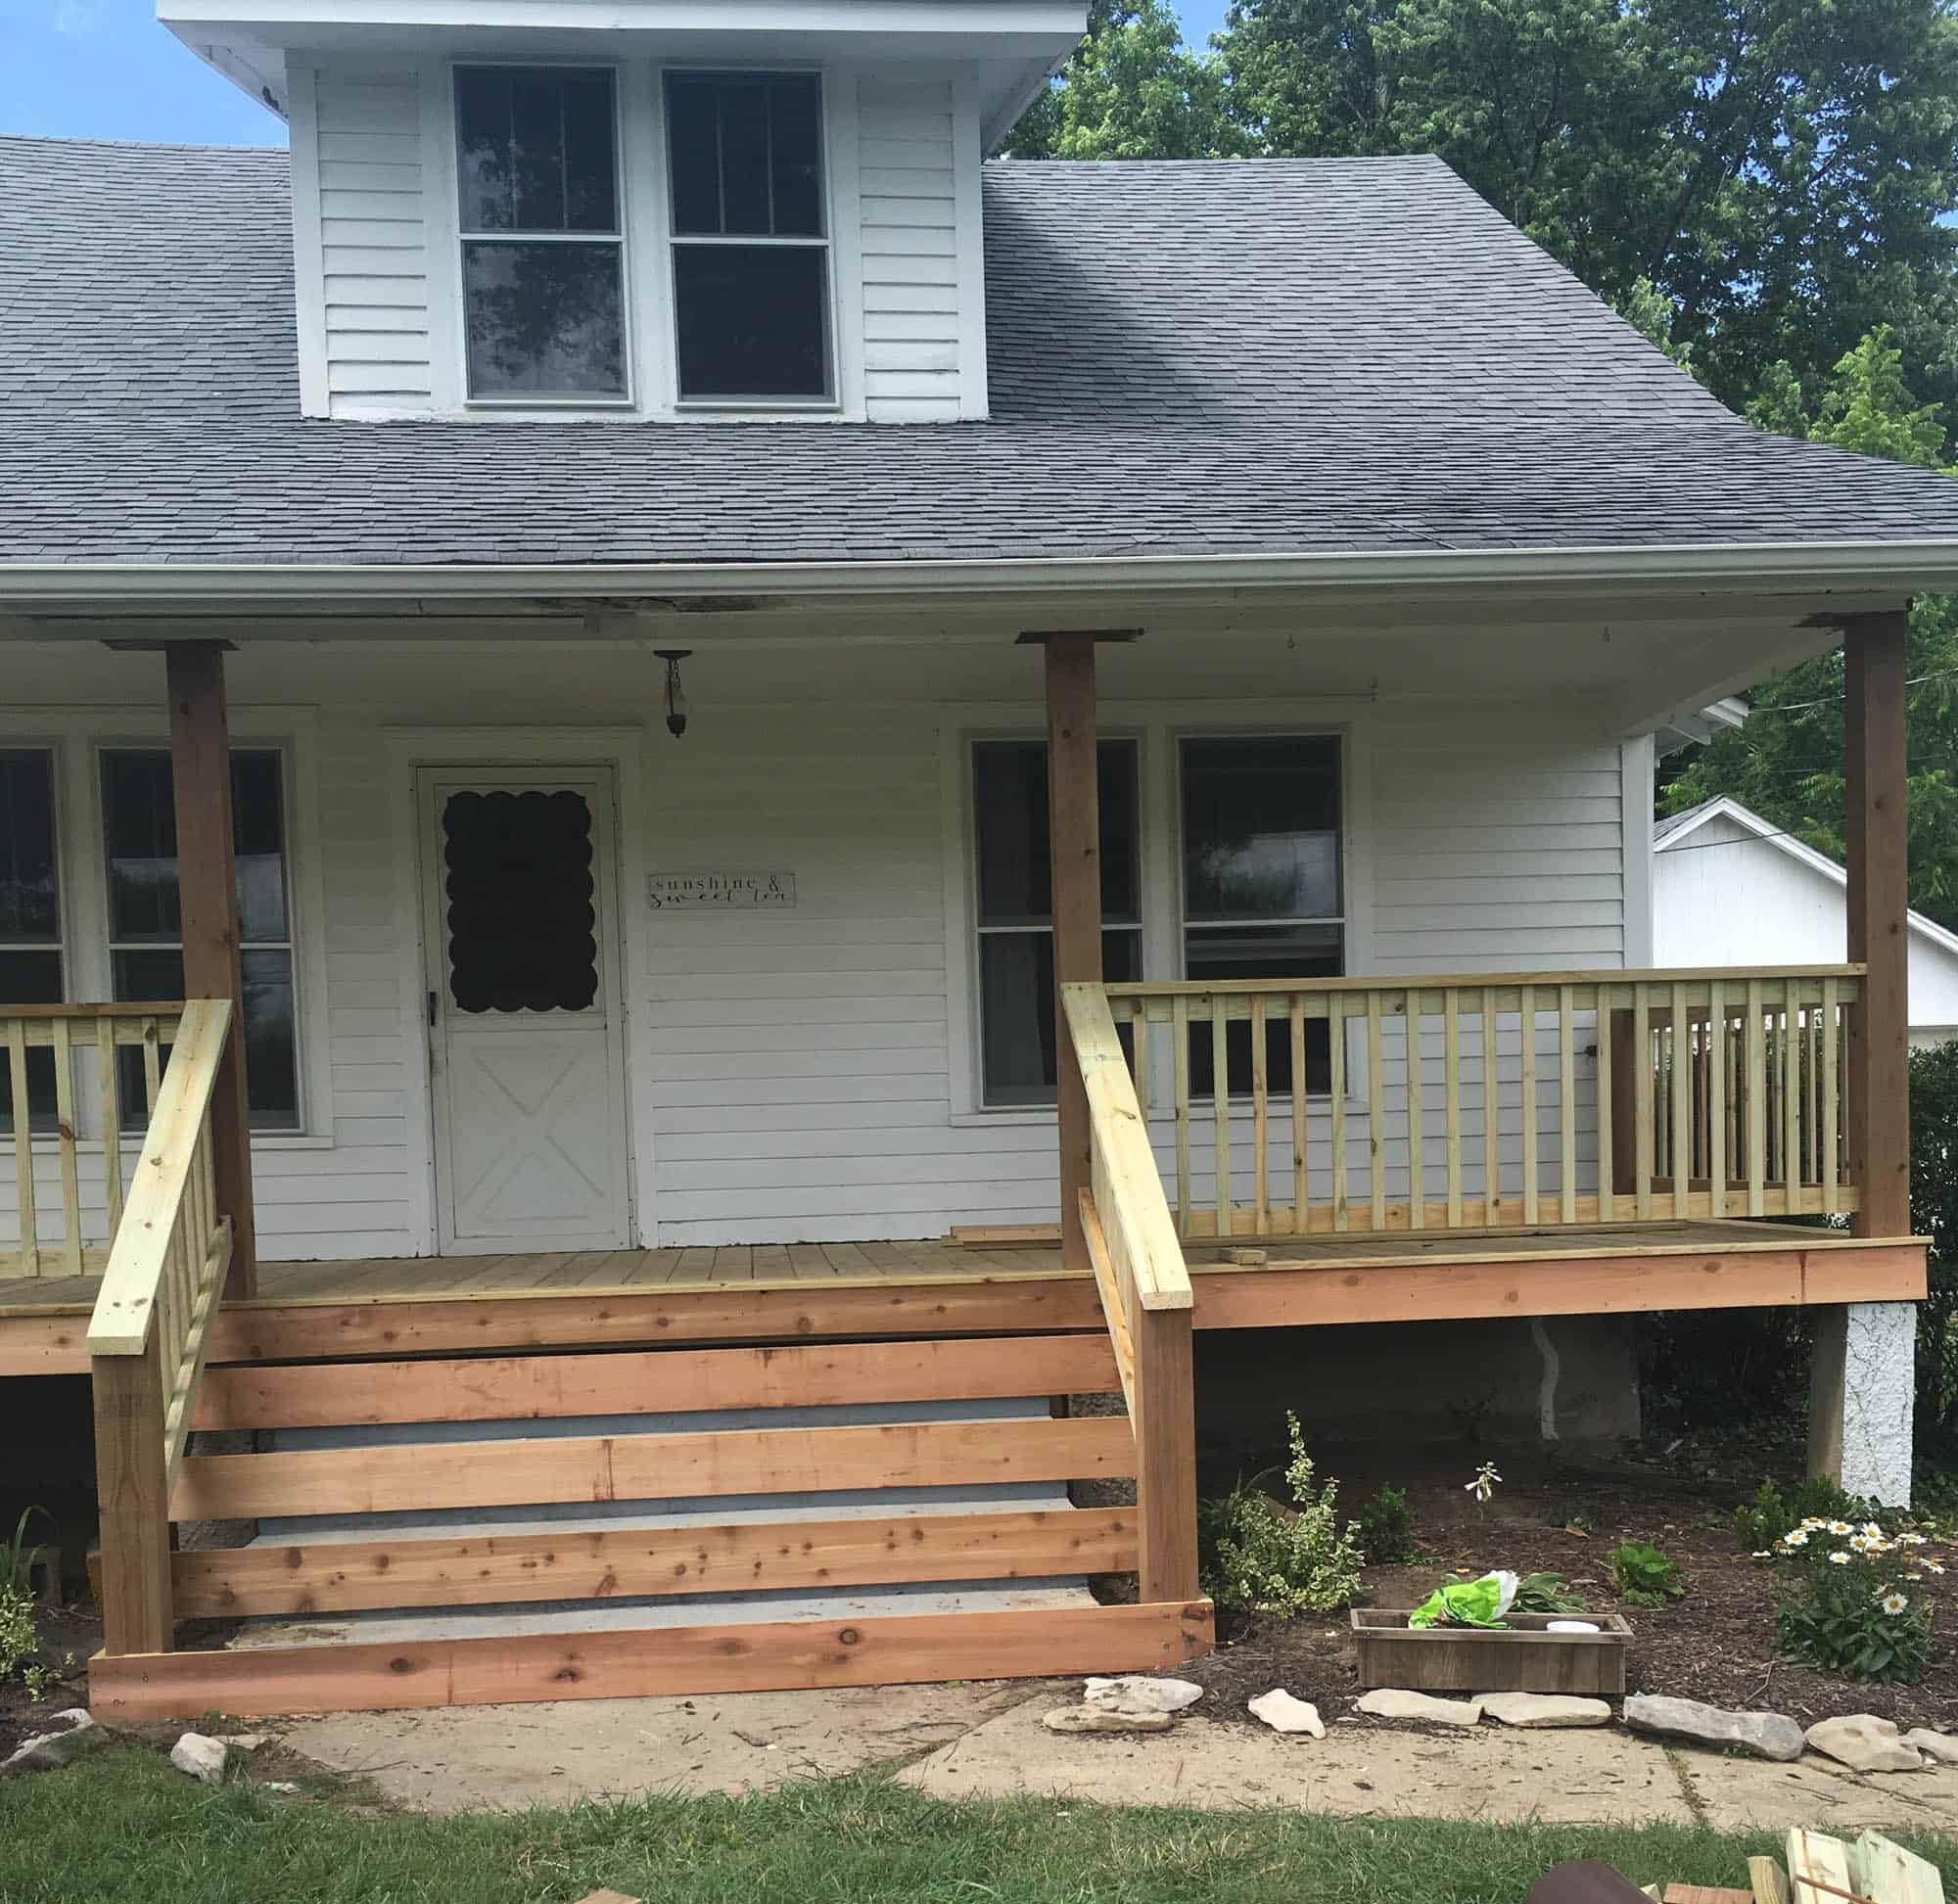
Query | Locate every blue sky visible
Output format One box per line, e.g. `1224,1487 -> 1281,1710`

0,0 -> 1234,146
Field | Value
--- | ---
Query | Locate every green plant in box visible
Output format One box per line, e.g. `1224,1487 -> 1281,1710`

1511,1571 -> 1588,1616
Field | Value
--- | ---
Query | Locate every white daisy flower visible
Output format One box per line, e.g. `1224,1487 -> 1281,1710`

1883,1592 -> 1910,1615
1831,1520 -> 1855,1536
1829,1551 -> 1852,1565
1899,1532 -> 1929,1546
1800,1517 -> 1828,1529
1862,1522 -> 1885,1539
1850,1533 -> 1877,1552
1930,1561 -> 1948,1575
1783,1528 -> 1810,1547
1752,1550 -> 1773,1559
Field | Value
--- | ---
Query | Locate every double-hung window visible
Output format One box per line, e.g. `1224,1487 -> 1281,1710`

1181,735 -> 1344,1096
0,750 -> 63,1131
101,749 -> 301,1132
455,65 -> 627,399
971,739 -> 1141,1108
665,70 -> 833,402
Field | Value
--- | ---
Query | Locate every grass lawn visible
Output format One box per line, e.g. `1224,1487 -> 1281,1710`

6,1748 -> 1958,1904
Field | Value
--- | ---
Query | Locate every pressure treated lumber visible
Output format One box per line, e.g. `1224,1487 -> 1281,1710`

163,641 -> 256,1298
1786,1833 -> 1857,1904
88,1598 -> 1218,1720
192,1332 -> 1120,1432
171,1506 -> 1140,1617
92,1326 -> 173,1655
171,1414 -> 1137,1520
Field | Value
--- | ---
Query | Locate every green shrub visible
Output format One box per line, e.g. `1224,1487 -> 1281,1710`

1767,1515 -> 1936,1683
1354,1483 -> 1419,1565
1202,1414 -> 1364,1616
1734,1476 -> 1895,1552
1512,1570 -> 1588,1616
1608,1540 -> 1687,1607
0,1506 -> 52,1600
0,1581 -> 36,1686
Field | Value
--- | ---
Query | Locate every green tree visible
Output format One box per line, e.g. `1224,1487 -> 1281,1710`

1002,0 -> 1241,159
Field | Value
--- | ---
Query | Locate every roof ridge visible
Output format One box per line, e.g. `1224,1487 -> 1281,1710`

0,130 -> 287,157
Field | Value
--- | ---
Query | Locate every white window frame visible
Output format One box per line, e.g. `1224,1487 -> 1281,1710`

449,59 -> 636,410
0,744 -> 70,1137
655,63 -> 840,412
964,730 -> 1145,1113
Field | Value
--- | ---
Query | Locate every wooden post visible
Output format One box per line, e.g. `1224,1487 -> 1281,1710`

164,642 -> 256,1299
1841,609 -> 1910,1239
1132,1307 -> 1200,1602
1044,635 -> 1101,1276
91,1329 -> 172,1655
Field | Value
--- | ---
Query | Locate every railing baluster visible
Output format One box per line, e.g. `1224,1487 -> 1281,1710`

1128,997 -> 1149,1115
1482,986 -> 1501,1224
1782,985 -> 1801,1210
1367,990 -> 1386,1232
1211,1001 -> 1230,1240
1329,994 -> 1348,1231
1634,986 -> 1654,1221
1707,980 -> 1726,1218
98,1013 -> 125,1246
1595,986 -> 1614,1223
6,1016 -> 36,1277
1746,979 -> 1767,1216
1805,1001 -> 1820,1186
1405,992 -> 1425,1230
141,1016 -> 162,1114
1821,977 -> 1840,1215
1250,996 -> 1270,1237
51,1018 -> 81,1277
1559,983 -> 1577,1224
1519,984 -> 1539,1225
1671,981 -> 1691,1219
1173,995 -> 1190,1234
1288,996 -> 1307,1234
1445,993 -> 1464,1228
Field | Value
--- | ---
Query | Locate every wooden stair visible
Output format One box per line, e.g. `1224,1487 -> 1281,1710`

90,1292 -> 1213,1719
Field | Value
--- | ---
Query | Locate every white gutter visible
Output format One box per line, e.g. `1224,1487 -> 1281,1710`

2,539 -> 1956,609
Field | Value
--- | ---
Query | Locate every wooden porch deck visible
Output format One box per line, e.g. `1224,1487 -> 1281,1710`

0,1220 -> 1926,1378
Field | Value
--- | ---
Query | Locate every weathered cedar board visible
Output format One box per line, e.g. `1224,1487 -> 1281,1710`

1351,1610 -> 1631,1695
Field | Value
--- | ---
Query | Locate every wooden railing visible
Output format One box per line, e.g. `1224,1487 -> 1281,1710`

1098,964 -> 1867,1243
1061,981 -> 1199,1604
1,1004 -> 181,1278
85,998 -> 236,1657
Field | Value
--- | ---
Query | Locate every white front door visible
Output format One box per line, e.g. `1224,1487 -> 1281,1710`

419,767 -> 631,1253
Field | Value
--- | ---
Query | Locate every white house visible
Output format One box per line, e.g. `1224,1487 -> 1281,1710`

1656,796 -> 1958,1047
0,0 -> 1950,1718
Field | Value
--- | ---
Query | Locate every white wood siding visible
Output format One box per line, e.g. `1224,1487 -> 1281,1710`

856,76 -> 967,423
291,59 -> 435,420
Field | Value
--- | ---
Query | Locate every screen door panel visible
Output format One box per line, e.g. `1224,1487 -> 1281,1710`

421,771 -> 630,1253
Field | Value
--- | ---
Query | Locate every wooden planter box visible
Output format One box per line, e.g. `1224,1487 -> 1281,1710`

1351,1610 -> 1632,1695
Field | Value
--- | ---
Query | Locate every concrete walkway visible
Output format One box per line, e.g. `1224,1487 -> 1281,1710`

276,1682 -> 1958,1830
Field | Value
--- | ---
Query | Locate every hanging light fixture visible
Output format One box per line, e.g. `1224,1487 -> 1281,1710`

655,649 -> 692,738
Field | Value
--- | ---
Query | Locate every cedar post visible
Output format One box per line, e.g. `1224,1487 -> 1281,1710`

1043,635 -> 1102,1275
1809,607 -> 1912,1488
1132,1305 -> 1200,1602
91,1328 -> 173,1655
164,642 -> 256,1299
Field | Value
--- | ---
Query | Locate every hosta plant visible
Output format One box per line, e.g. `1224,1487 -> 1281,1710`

1766,1516 -> 1937,1684
1608,1540 -> 1686,1607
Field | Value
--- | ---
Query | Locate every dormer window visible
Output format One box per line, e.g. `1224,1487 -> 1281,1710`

665,71 -> 833,403
454,66 -> 627,400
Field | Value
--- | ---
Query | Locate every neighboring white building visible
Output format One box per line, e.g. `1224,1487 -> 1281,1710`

1655,795 -> 1958,1047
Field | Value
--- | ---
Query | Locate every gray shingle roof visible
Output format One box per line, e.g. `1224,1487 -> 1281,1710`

2,134 -> 1954,570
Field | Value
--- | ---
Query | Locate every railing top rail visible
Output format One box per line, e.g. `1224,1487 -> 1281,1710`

0,999 -> 189,1020
86,998 -> 232,1358
1103,963 -> 1867,998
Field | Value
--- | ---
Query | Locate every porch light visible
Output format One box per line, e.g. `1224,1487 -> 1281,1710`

656,649 -> 692,738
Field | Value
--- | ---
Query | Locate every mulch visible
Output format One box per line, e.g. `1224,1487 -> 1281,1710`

1175,1452 -> 1958,1735
0,1603 -> 100,1760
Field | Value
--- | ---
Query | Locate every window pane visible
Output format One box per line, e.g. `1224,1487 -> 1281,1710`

463,241 -> 626,396
240,948 -> 299,1130
102,750 -> 287,943
443,790 -> 599,1014
1185,923 -> 1342,1097
973,740 -> 1140,928
0,751 -> 59,943
674,244 -> 829,399
666,73 -> 722,234
980,928 -> 1141,1107
0,950 -> 61,1133
1182,736 -> 1341,922
455,66 -> 616,234
718,76 -> 773,235
768,73 -> 824,236
666,72 -> 824,238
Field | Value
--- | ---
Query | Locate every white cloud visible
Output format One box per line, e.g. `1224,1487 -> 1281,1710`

51,0 -> 104,36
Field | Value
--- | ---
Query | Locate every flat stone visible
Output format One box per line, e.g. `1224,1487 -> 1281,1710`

1622,1694 -> 1805,1763
1043,1705 -> 1174,1735
1248,1690 -> 1325,1737
1356,1689 -> 1485,1727
1476,1693 -> 1612,1729
1083,1676 -> 1203,1716
170,1732 -> 230,1784
1906,1728 -> 1958,1765
1,1709 -> 100,1776
1805,1714 -> 1925,1774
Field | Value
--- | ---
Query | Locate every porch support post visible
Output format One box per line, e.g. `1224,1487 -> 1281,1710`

91,1327 -> 173,1655
164,641 -> 257,1300
1809,607 -> 1913,1501
1044,634 -> 1101,1275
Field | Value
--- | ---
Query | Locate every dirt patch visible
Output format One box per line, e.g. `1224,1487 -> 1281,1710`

1179,1453 -> 1958,1733
0,1603 -> 98,1758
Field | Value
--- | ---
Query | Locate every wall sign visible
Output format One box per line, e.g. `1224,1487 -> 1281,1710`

649,870 -> 796,910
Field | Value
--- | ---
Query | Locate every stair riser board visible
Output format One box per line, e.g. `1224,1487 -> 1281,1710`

90,1599 -> 1216,1720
